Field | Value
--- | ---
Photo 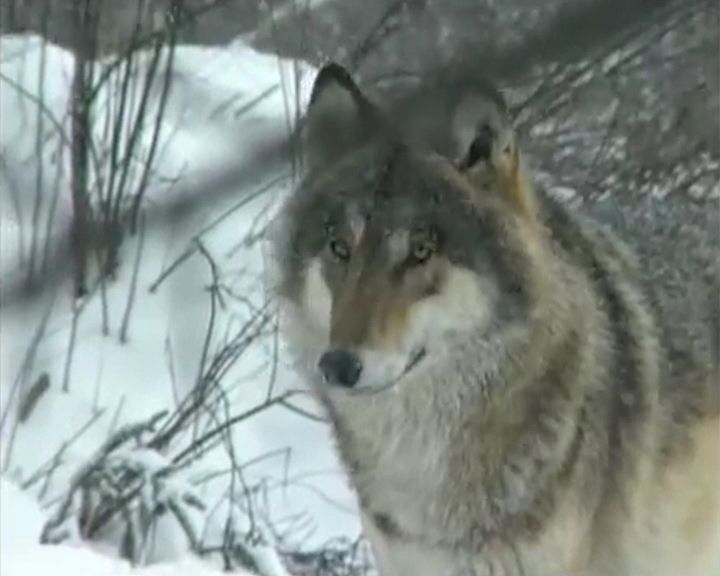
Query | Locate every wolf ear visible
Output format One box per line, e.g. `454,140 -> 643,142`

302,63 -> 376,169
453,92 -> 537,220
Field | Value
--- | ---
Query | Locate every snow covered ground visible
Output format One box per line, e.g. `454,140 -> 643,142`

2,475 -> 255,575
1,33 -> 364,574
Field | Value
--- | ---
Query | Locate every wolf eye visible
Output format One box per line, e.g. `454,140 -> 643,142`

328,238 -> 351,261
409,239 -> 435,265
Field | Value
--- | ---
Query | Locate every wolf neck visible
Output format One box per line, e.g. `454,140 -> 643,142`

321,256 -> 603,549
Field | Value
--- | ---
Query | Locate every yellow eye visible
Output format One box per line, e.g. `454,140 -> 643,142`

410,239 -> 435,265
329,238 -> 350,261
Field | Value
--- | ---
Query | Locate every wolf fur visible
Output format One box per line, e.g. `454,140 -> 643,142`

267,63 -> 720,576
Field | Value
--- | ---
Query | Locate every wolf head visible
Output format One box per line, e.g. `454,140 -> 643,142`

269,63 -> 548,395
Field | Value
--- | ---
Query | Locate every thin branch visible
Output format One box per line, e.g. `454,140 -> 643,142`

170,391 -> 297,467
147,174 -> 286,293
119,211 -> 147,343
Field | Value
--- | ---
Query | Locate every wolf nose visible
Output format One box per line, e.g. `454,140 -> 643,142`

464,123 -> 494,167
318,349 -> 362,388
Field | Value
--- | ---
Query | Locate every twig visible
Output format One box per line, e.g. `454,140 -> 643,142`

20,408 -> 107,496
17,372 -> 51,423
61,297 -> 87,393
151,299 -> 273,451
347,0 -> 418,72
27,23 -> 50,287
170,391 -> 297,467
147,174 -> 286,293
129,23 -> 177,232
1,291 -> 57,472
278,396 -> 327,423
119,211 -> 147,343
41,410 -> 168,543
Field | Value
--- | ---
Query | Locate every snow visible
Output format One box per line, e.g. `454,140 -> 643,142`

1,477 -> 210,576
1,476 -> 45,551
0,32 -> 363,574
4,544 -> 256,576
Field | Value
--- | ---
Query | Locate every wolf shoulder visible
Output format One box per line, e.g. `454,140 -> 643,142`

539,186 -> 719,415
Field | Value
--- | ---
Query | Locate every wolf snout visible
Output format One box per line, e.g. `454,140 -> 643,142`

461,123 -> 494,168
318,349 -> 363,388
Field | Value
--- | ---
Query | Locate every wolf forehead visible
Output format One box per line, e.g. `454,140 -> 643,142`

289,143 -> 496,241
278,145 -> 530,295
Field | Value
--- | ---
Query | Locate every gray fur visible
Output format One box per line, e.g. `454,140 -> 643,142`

268,64 -> 720,576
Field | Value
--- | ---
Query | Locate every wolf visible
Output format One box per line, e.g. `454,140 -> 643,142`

267,63 -> 720,576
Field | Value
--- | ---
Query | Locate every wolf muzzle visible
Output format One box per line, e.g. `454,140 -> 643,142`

318,349 -> 363,388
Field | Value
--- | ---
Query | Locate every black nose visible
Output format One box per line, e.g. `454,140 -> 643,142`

463,123 -> 494,168
318,349 -> 362,388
